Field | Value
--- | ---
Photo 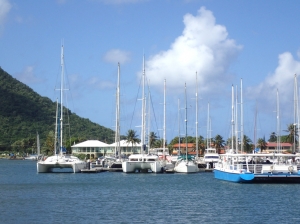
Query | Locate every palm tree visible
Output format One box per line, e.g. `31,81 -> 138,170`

148,132 -> 158,149
214,134 -> 225,154
196,135 -> 206,155
125,129 -> 140,153
257,137 -> 267,152
268,132 -> 277,142
284,123 -> 297,142
242,135 -> 252,153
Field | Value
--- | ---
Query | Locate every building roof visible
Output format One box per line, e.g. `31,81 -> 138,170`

266,142 -> 292,147
173,143 -> 196,148
71,140 -> 109,147
109,140 -> 142,147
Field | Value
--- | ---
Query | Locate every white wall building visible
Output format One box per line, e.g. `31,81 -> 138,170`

71,139 -> 145,159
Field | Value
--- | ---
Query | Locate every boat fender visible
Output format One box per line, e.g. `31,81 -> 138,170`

288,166 -> 294,173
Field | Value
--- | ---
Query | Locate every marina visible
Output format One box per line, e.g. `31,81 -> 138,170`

2,159 -> 300,224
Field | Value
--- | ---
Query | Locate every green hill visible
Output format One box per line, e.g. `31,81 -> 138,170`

0,67 -> 115,153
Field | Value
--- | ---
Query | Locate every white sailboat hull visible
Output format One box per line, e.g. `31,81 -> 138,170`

174,160 -> 199,173
122,154 -> 163,173
37,155 -> 86,173
122,161 -> 163,173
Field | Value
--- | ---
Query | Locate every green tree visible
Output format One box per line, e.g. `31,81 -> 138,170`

214,134 -> 225,154
283,124 -> 298,153
257,137 -> 267,152
268,132 -> 277,142
44,131 -> 55,156
148,132 -> 158,149
126,129 -> 140,152
242,135 -> 252,153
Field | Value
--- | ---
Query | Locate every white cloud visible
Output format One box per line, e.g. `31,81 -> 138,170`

16,66 -> 44,84
144,7 -> 242,96
247,52 -> 300,113
104,49 -> 131,64
0,0 -> 11,25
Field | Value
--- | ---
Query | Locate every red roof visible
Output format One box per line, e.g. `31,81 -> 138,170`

266,142 -> 292,147
173,143 -> 195,148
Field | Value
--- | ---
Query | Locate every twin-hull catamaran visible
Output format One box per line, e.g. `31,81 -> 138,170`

122,56 -> 163,173
37,44 -> 86,173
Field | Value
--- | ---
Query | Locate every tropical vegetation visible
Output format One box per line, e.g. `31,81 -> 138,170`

0,67 -> 115,155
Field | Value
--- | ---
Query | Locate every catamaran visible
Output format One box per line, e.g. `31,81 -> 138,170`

122,56 -> 163,173
37,44 -> 86,173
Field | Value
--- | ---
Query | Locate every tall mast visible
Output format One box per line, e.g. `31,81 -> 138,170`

195,72 -> 198,158
37,132 -> 40,155
254,102 -> 257,152
54,99 -> 58,155
141,55 -> 146,154
115,63 -> 121,159
147,83 -> 151,149
276,89 -> 281,153
178,99 -> 181,156
240,79 -> 244,153
163,79 -> 166,158
185,83 -> 188,161
231,85 -> 234,152
293,74 -> 299,153
60,44 -> 64,155
207,102 -> 210,149
235,85 -> 238,152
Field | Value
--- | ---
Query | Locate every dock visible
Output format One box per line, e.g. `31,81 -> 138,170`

81,167 -> 212,173
81,167 -> 105,173
81,167 -> 123,173
199,168 -> 214,172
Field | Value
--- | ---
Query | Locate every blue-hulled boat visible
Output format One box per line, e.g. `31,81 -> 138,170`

214,153 -> 300,183
214,153 -> 254,183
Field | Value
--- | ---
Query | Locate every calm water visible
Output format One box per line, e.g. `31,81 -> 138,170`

1,160 -> 300,224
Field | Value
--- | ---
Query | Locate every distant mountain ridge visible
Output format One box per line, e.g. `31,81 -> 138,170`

0,67 -> 115,151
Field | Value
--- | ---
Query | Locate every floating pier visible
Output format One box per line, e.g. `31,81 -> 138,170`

81,167 -> 123,173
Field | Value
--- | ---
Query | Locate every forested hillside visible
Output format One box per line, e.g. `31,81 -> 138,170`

0,67 -> 115,152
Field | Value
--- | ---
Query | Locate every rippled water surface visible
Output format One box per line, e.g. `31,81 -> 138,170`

1,160 -> 300,224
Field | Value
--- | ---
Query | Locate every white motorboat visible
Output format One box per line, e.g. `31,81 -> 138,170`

37,44 -> 86,173
203,147 -> 219,169
24,154 -> 38,160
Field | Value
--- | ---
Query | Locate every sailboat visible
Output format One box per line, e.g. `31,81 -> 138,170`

37,44 -> 86,173
214,83 -> 254,182
249,86 -> 300,183
174,83 -> 199,173
203,102 -> 219,169
122,56 -> 163,173
107,62 -> 124,170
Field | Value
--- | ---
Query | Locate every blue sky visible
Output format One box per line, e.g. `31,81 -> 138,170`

1,0 -> 300,144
